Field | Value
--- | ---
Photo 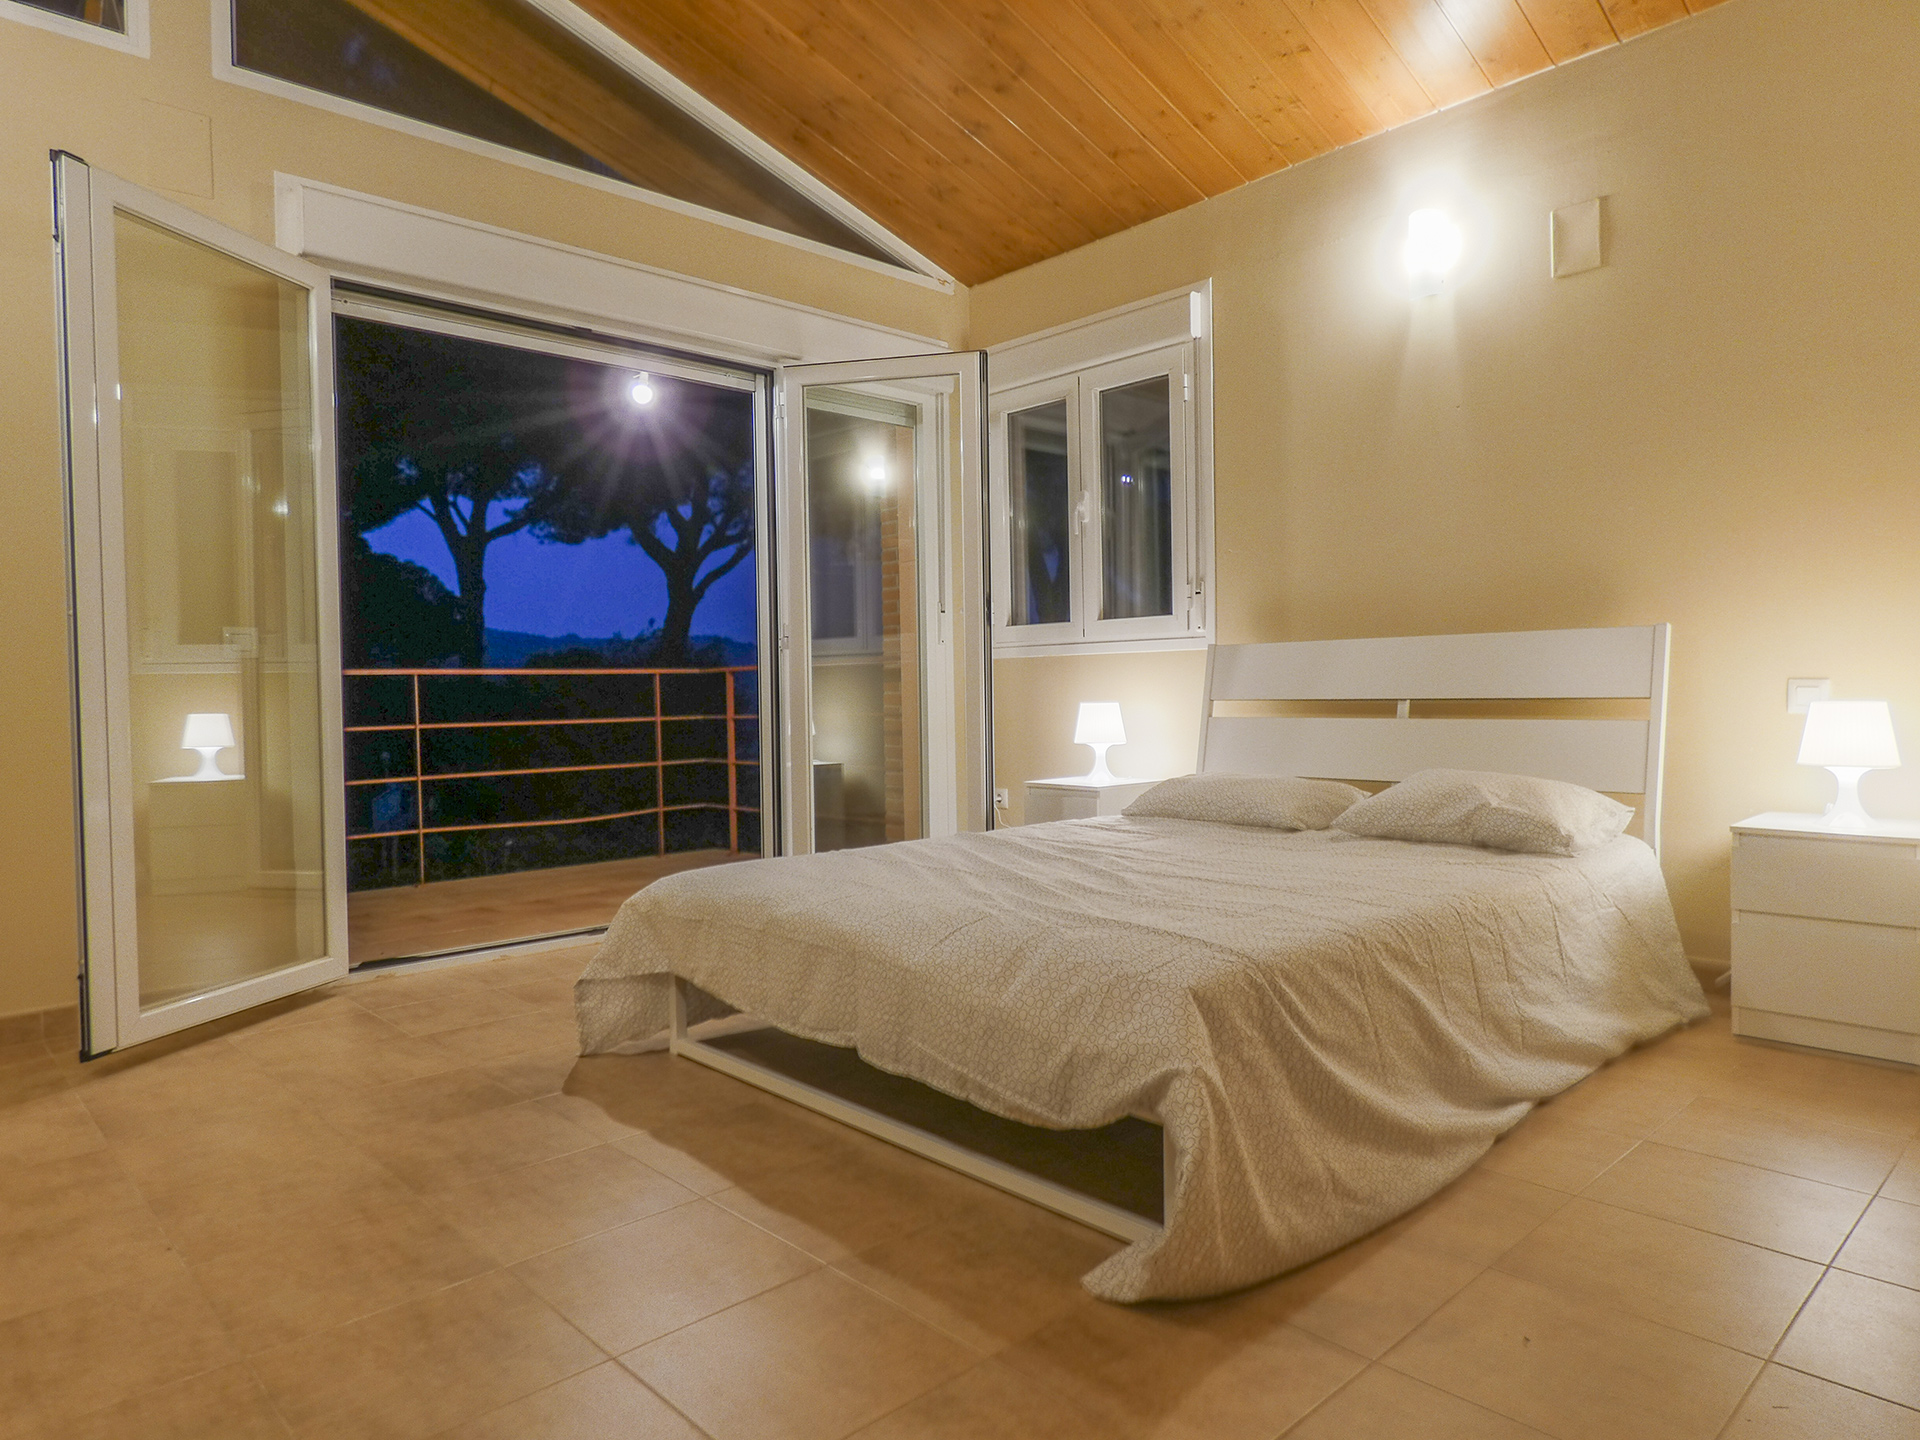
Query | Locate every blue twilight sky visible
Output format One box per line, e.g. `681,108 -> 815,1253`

365,507 -> 758,643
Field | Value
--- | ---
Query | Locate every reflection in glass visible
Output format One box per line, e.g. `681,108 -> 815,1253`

1099,377 -> 1173,621
14,0 -> 124,31
805,391 -> 922,851
228,0 -> 898,266
1007,400 -> 1071,627
113,212 -> 328,1010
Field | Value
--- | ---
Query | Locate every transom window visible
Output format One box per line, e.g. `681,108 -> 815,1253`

2,0 -> 146,52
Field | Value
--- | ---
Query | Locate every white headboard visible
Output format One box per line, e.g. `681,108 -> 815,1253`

1198,625 -> 1672,856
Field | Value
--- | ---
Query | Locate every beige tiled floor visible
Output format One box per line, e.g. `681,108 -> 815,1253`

2,955 -> 1917,1439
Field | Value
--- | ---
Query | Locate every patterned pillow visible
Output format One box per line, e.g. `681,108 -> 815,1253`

1333,768 -> 1633,856
1122,773 -> 1366,831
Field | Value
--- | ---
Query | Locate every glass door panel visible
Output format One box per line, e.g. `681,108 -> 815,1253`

57,158 -> 347,1054
778,354 -> 989,854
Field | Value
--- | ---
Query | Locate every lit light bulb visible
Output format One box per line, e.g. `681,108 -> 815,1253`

861,460 -> 888,492
1404,207 -> 1463,295
1119,473 -> 1134,486
628,373 -> 656,407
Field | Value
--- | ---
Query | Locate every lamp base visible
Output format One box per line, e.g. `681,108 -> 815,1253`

1822,767 -> 1876,830
1081,744 -> 1116,786
189,747 -> 227,781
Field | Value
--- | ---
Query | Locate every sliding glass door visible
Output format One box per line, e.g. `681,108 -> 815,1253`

777,355 -> 991,852
55,156 -> 347,1055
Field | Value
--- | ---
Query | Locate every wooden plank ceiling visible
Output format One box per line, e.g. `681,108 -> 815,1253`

395,0 -> 1739,283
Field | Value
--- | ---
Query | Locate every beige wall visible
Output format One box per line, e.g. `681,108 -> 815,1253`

0,4 -> 962,1017
973,0 -> 1920,964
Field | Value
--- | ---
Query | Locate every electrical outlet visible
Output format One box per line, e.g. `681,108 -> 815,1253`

1787,678 -> 1830,714
993,788 -> 1010,809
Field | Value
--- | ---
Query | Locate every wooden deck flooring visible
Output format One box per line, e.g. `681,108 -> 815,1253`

346,850 -> 750,965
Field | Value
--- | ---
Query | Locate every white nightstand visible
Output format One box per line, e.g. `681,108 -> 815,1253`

1023,776 -> 1158,823
1730,812 -> 1920,1064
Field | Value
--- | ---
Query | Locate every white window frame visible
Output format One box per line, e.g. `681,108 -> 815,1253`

2,0 -> 148,55
989,283 -> 1212,656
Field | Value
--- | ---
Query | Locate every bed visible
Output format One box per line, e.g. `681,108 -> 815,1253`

575,625 -> 1707,1302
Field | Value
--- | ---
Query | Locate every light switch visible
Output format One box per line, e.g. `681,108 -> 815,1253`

1787,678 -> 1830,714
1551,198 -> 1603,277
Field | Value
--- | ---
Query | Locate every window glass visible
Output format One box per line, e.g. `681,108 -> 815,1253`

13,0 -> 124,30
1098,377 -> 1173,621
1006,400 -> 1071,627
228,0 -> 900,267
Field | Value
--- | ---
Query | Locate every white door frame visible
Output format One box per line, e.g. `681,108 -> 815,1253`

55,154 -> 349,1055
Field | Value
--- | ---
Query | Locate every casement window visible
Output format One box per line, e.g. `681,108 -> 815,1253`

2,0 -> 148,54
989,286 -> 1211,654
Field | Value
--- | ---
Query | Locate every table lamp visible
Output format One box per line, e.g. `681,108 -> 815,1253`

1074,702 -> 1125,784
181,712 -> 236,781
1797,699 -> 1899,830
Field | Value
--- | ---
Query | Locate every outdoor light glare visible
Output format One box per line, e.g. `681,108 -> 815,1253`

1404,207 -> 1464,294
861,459 -> 888,493
628,373 -> 656,407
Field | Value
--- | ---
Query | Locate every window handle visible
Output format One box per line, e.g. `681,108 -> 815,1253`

1072,491 -> 1091,535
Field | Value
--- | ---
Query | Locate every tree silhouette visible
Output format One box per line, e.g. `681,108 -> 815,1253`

337,318 -> 580,666
533,378 -> 756,663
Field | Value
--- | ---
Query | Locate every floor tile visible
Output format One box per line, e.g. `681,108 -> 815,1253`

1377,1167 -> 1569,1267
610,1096 -> 874,1193
1382,1269 -> 1759,1440
1244,1231 -> 1483,1359
428,1011 -> 582,1067
847,1357 -> 1116,1440
340,1096 -> 603,1190
1532,1068 -> 1700,1139
0,1271 -> 241,1438
0,1093 -> 105,1170
1883,1141 -> 1920,1205
417,1142 -> 696,1264
433,1362 -> 703,1440
190,1199 -> 496,1352
224,1009 -> 463,1090
481,1047 -> 580,1101
15,1362 -> 290,1440
250,1270 -> 603,1440
376,988 -> 540,1039
1774,1268 -> 1920,1409
0,1147 -> 143,1237
1491,1197 -> 1822,1355
1475,1110 -> 1640,1193
144,1157 -> 421,1264
1580,1140 -> 1870,1263
833,1190 -> 1120,1354
621,1268 -> 977,1440
513,1198 -> 818,1354
0,1195 -> 185,1324
1649,1096 -> 1907,1193
346,965 -> 503,1014
1836,1196 -> 1920,1291
1283,1365 -> 1554,1439
313,1067 -> 527,1132
999,1293 -> 1365,1440
1721,1363 -> 1920,1439
705,1135 -> 990,1264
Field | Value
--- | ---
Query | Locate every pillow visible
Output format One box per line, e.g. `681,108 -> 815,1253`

1122,773 -> 1366,831
1332,768 -> 1633,856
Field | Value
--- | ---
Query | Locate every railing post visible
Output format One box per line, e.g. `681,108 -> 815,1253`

654,671 -> 666,858
726,668 -> 739,854
412,671 -> 425,888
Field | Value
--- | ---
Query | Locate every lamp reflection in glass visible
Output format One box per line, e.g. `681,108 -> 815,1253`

181,712 -> 237,781
1797,699 -> 1899,830
1074,701 -> 1125,784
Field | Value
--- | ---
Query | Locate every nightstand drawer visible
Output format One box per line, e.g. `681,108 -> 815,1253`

1730,833 -> 1920,927
1732,911 -> 1920,1032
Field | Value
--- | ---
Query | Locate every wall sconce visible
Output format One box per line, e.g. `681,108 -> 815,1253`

1404,207 -> 1464,296
627,372 -> 656,407
1798,699 -> 1900,829
1074,701 -> 1126,784
181,712 -> 237,781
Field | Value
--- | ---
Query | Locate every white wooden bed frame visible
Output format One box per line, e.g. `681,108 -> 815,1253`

666,623 -> 1673,1242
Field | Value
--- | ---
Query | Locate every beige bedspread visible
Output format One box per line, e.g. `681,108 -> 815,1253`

574,818 -> 1706,1302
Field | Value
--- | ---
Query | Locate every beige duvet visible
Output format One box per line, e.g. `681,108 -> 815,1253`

575,817 -> 1706,1302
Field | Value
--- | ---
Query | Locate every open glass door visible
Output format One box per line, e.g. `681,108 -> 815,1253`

776,355 -> 990,853
55,156 -> 347,1055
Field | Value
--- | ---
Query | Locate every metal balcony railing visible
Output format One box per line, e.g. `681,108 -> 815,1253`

342,665 -> 758,888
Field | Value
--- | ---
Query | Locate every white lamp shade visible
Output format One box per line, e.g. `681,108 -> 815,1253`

1797,700 -> 1900,769
1074,702 -> 1125,747
181,712 -> 235,751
